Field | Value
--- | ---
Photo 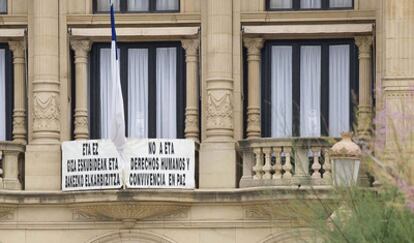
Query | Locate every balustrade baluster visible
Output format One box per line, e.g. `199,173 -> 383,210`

322,148 -> 332,182
262,148 -> 272,179
282,147 -> 293,179
253,148 -> 263,180
272,147 -> 282,179
311,147 -> 322,179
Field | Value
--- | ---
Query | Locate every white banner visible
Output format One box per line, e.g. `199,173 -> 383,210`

124,139 -> 195,189
61,139 -> 195,191
62,140 -> 123,191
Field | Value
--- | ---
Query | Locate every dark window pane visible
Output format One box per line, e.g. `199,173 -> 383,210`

0,49 -> 5,140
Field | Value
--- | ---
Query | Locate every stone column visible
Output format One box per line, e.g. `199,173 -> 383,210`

71,40 -> 91,140
181,39 -> 200,143
25,0 -> 61,190
205,0 -> 234,142
30,0 -> 60,144
243,38 -> 264,139
200,0 -> 237,188
8,41 -> 27,145
355,36 -> 373,142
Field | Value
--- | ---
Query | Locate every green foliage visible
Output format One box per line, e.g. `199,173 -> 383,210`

312,187 -> 414,243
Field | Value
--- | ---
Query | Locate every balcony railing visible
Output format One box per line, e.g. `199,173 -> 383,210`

0,141 -> 25,190
238,138 -> 337,188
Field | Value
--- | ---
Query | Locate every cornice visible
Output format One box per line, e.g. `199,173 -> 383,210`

241,10 -> 376,24
0,15 -> 28,26
0,186 -> 335,206
67,13 -> 201,26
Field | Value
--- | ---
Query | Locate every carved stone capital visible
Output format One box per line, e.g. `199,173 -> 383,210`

70,40 -> 92,57
181,39 -> 200,57
244,38 -> 264,56
355,36 -> 373,55
8,41 -> 25,58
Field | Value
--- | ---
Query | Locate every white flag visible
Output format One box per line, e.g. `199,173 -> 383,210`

109,0 -> 126,149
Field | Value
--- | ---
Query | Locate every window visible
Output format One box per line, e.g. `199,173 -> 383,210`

267,0 -> 353,10
94,0 -> 179,13
261,40 -> 358,138
89,42 -> 185,139
0,0 -> 6,14
0,44 -> 13,141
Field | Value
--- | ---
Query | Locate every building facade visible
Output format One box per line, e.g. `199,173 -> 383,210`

0,0 -> 413,242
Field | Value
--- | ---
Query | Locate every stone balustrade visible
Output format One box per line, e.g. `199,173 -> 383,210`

239,138 -> 336,188
0,142 -> 25,190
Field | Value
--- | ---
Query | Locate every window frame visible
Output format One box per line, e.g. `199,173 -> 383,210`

260,39 -> 358,138
88,42 -> 186,139
0,0 -> 7,14
266,0 -> 354,11
0,44 -> 13,140
93,0 -> 180,14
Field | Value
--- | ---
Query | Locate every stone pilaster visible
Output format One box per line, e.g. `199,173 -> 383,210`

243,38 -> 264,139
25,0 -> 61,191
8,41 -> 27,145
30,0 -> 60,145
181,39 -> 200,143
71,40 -> 91,140
355,36 -> 373,142
200,0 -> 237,188
205,0 -> 234,142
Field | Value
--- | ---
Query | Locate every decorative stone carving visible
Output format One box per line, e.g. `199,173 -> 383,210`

71,40 -> 92,140
244,38 -> 264,57
33,93 -> 60,131
207,91 -> 233,129
181,39 -> 199,58
74,202 -> 190,221
8,41 -> 27,144
0,207 -> 15,221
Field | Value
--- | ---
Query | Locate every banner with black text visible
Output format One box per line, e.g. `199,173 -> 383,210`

61,139 -> 195,191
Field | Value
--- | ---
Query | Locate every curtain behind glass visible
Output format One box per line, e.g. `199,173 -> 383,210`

300,0 -> 321,8
100,48 -> 120,138
329,45 -> 350,137
156,0 -> 179,11
300,46 -> 321,137
269,0 -> 292,9
0,50 -> 5,140
330,0 -> 352,8
97,0 -> 120,11
127,0 -> 149,11
0,0 -> 6,12
271,46 -> 293,138
128,49 -> 148,138
156,48 -> 177,138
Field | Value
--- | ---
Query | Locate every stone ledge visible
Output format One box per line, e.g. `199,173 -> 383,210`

0,186 -> 334,205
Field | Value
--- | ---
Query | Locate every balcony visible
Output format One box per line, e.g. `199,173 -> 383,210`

239,138 -> 336,188
0,141 -> 25,190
